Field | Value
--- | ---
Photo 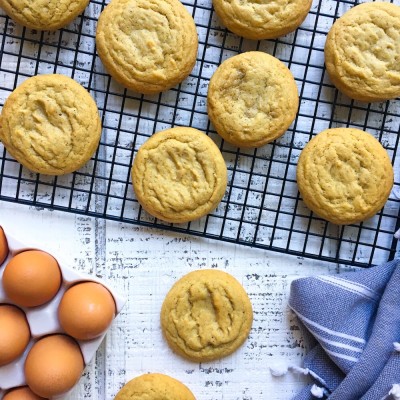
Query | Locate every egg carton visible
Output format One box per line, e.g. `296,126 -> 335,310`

0,227 -> 126,399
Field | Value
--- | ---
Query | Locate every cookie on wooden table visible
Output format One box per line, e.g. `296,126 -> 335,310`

325,2 -> 400,102
96,0 -> 198,94
114,373 -> 196,400
296,128 -> 394,225
0,74 -> 101,175
161,269 -> 253,362
0,0 -> 90,30
207,51 -> 298,148
131,127 -> 227,223
212,0 -> 312,39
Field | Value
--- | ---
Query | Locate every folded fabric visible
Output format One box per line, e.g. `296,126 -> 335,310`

288,258 -> 400,400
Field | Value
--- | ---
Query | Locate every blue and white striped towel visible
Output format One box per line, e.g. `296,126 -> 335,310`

289,259 -> 400,400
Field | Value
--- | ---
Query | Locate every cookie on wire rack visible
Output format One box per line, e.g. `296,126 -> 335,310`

207,51 -> 299,148
296,128 -> 394,225
0,0 -> 90,30
325,2 -> 400,102
131,127 -> 227,223
96,0 -> 198,94
0,74 -> 102,176
212,0 -> 312,40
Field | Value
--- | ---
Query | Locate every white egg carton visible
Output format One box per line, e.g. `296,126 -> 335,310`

0,228 -> 126,399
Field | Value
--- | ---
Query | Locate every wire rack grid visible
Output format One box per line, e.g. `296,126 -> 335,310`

0,0 -> 399,268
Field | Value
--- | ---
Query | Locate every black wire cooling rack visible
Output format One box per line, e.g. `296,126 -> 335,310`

0,0 -> 399,267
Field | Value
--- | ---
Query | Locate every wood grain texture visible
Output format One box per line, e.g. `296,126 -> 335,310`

0,202 -> 360,400
0,0 -> 398,268
0,0 -> 399,397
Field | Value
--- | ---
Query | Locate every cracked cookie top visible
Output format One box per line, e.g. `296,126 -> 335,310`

325,2 -> 400,102
212,0 -> 312,39
296,128 -> 394,225
0,0 -> 90,30
0,74 -> 101,175
131,127 -> 227,223
207,51 -> 299,148
96,0 -> 198,94
114,373 -> 196,400
161,269 -> 253,362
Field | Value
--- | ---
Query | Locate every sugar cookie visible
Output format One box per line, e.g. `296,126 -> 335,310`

0,74 -> 101,175
161,269 -> 253,361
297,128 -> 394,225
0,0 -> 90,30
114,373 -> 196,400
213,0 -> 312,39
325,2 -> 400,102
96,0 -> 198,94
131,127 -> 227,223
208,51 -> 298,148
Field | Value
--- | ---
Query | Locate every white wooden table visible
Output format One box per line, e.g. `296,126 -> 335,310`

0,0 -> 399,397
0,201 -> 358,400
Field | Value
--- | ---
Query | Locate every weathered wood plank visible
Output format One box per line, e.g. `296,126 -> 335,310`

0,203 -> 351,399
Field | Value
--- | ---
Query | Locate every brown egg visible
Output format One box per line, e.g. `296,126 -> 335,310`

0,226 -> 9,265
0,305 -> 30,366
25,334 -> 84,398
3,386 -> 47,400
3,250 -> 61,307
58,282 -> 116,340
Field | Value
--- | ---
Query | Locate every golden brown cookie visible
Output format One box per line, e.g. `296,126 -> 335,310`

213,0 -> 312,40
161,269 -> 253,362
131,127 -> 227,223
0,0 -> 90,30
0,74 -> 101,175
296,128 -> 394,225
325,2 -> 400,102
96,0 -> 198,94
114,373 -> 196,400
207,51 -> 299,148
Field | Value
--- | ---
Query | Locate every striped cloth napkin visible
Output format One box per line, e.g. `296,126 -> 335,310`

288,258 -> 400,400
